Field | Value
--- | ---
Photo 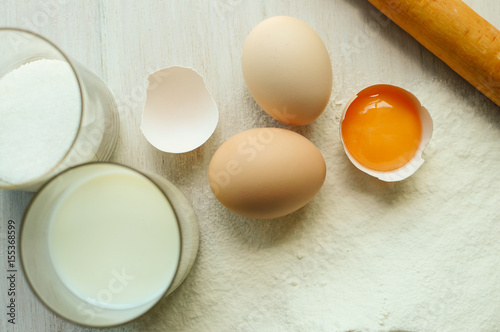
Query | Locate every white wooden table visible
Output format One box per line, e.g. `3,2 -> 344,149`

1,1 -> 500,331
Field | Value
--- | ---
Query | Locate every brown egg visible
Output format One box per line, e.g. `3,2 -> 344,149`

208,128 -> 326,219
242,16 -> 332,125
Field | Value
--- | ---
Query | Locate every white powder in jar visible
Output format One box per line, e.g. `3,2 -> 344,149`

0,59 -> 81,185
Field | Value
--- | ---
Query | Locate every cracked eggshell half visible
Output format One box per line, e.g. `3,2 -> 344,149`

141,66 -> 219,153
340,85 -> 433,182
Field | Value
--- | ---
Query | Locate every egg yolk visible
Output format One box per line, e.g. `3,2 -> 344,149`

341,85 -> 422,172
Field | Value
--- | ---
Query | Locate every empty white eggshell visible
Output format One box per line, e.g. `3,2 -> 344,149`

141,66 -> 219,153
340,87 -> 433,182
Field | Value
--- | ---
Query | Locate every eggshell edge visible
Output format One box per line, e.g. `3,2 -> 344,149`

339,86 -> 433,182
140,66 -> 219,154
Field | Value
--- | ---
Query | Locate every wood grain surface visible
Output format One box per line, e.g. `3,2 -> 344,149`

367,0 -> 500,107
1,1 -> 499,331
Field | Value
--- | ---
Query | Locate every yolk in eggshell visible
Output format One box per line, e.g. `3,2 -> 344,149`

341,85 -> 423,172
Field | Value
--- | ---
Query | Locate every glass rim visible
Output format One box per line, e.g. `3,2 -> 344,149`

19,161 -> 185,327
0,27 -> 85,189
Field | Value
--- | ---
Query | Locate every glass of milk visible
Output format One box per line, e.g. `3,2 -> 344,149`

0,29 -> 120,191
20,163 -> 199,327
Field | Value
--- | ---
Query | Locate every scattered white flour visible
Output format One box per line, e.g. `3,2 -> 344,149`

0,59 -> 81,185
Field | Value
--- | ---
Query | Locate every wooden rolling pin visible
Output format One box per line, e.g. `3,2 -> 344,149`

367,0 -> 500,107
